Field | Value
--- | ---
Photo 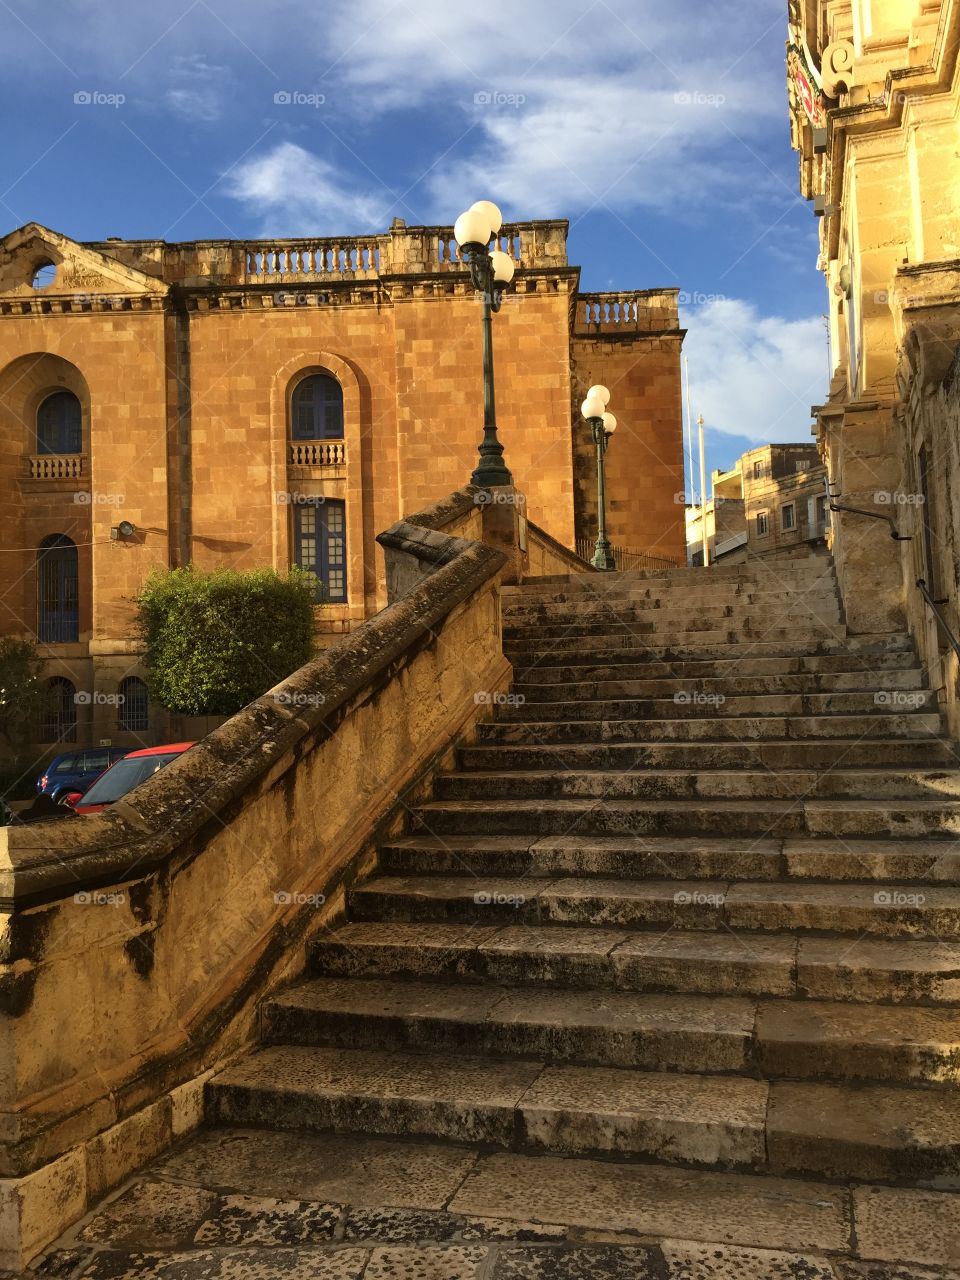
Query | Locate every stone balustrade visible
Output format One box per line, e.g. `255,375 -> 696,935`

24,453 -> 85,480
288,441 -> 346,467
575,289 -> 681,333
115,220 -> 572,287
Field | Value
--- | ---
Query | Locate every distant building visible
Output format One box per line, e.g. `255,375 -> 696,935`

685,443 -> 829,565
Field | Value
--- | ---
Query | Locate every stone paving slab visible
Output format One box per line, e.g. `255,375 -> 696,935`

14,1130 -> 960,1280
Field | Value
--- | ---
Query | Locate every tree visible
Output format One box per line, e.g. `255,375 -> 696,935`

136,567 -> 317,717
0,636 -> 48,751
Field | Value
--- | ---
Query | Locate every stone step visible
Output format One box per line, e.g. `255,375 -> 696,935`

476,711 -> 944,743
436,767 -> 960,802
310,920 -> 960,1003
506,566 -> 838,595
349,873 -> 960,936
504,586 -> 839,614
411,795 -> 960,838
378,833 -> 960,883
505,625 -> 848,656
262,977 -> 758,1074
492,691 -> 938,722
503,610 -> 843,640
206,1043 -> 960,1181
514,669 -> 927,700
460,738 -> 957,771
520,651 -> 922,683
261,977 -> 960,1085
508,634 -> 914,667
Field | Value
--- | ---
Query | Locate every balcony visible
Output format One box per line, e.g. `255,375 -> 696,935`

288,441 -> 346,467
23,454 -> 85,480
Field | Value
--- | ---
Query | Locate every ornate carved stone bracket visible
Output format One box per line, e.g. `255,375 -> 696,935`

822,40 -> 857,97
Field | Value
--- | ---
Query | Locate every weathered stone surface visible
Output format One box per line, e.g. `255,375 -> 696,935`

75,1246 -> 371,1278
756,1000 -> 960,1082
448,1153 -> 851,1252
518,1066 -> 767,1165
610,931 -> 797,996
659,1238 -> 839,1279
364,1246 -> 487,1279
192,1194 -> 340,1246
154,1130 -> 477,1210
492,1246 -> 663,1278
77,1181 -> 217,1247
852,1184 -> 960,1266
767,1082 -> 960,1181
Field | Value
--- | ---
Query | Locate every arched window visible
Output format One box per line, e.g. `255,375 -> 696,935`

118,677 -> 149,732
36,391 -> 82,454
291,374 -> 343,440
40,676 -> 77,742
38,534 -> 79,643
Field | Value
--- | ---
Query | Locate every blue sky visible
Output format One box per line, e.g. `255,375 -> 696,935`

0,0 -> 828,485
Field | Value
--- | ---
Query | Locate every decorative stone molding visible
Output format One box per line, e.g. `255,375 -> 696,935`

821,40 -> 857,97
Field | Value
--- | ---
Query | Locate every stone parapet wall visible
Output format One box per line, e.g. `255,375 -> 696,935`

0,496 -> 509,1269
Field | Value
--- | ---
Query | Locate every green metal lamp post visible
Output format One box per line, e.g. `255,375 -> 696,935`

581,384 -> 618,570
453,200 -> 516,488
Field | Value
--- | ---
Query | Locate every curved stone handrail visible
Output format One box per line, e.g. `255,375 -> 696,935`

0,507 -> 506,909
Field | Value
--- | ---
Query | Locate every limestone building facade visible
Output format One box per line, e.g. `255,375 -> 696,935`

787,0 -> 960,735
0,218 -> 685,749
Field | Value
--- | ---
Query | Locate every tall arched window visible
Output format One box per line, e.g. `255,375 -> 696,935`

118,677 -> 149,732
38,534 -> 79,643
40,676 -> 77,742
36,391 -> 82,454
291,374 -> 343,440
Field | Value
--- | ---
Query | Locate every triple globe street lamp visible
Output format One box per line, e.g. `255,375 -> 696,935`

580,385 -> 618,570
453,200 -> 516,487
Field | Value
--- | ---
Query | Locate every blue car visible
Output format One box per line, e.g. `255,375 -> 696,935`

36,747 -> 131,803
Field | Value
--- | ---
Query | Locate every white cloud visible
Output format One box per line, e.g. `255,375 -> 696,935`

223,141 -> 391,231
165,54 -> 231,123
682,298 -> 828,444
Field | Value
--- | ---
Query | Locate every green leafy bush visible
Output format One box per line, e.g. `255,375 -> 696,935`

136,566 -> 317,717
0,636 -> 48,751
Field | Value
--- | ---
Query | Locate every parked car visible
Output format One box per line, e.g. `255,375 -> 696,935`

66,742 -> 195,815
36,747 -> 131,803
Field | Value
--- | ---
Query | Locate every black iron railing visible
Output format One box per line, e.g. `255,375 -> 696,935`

917,578 -> 960,662
575,540 -> 683,572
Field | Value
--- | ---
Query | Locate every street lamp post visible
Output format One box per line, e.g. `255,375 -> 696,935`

581,384 -> 618,570
453,200 -> 516,487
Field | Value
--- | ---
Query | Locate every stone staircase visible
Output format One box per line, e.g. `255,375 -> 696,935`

208,555 -> 960,1228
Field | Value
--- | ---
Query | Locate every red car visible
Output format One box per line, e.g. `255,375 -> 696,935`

65,742 -> 195,814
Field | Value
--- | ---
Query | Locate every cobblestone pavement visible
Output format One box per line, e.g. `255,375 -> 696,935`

9,1129 -> 959,1279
